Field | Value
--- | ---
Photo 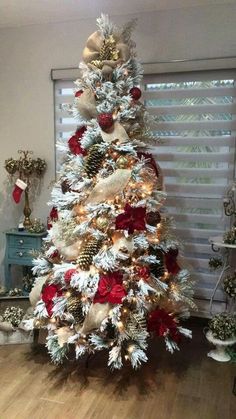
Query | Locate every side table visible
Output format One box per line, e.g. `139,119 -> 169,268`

4,229 -> 46,291
209,235 -> 236,314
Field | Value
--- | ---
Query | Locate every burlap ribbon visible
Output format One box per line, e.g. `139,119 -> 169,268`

112,231 -> 134,254
85,168 -> 131,205
100,121 -> 129,144
29,276 -> 48,307
78,302 -> 111,334
82,31 -> 130,76
76,88 -> 97,120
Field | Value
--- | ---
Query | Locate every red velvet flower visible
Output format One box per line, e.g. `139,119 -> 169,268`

64,268 -> 77,284
41,284 -> 63,317
93,272 -> 126,304
50,206 -> 58,221
165,248 -> 180,275
147,308 -> 181,343
115,204 -> 146,234
68,126 -> 87,155
137,151 -> 159,178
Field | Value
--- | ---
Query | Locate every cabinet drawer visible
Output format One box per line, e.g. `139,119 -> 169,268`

8,247 -> 33,261
8,235 -> 40,249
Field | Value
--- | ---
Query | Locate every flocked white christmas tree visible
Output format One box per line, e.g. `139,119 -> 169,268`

28,15 -> 195,369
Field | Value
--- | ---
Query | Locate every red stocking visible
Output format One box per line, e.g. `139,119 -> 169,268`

12,179 -> 27,203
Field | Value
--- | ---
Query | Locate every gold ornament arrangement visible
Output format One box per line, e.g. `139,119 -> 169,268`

223,180 -> 236,244
5,150 -> 46,228
83,32 -> 130,76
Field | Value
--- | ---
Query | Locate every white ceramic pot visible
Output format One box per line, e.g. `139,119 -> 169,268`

206,330 -> 236,362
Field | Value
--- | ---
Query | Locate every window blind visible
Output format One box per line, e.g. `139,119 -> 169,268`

142,71 -> 236,316
54,70 -> 236,317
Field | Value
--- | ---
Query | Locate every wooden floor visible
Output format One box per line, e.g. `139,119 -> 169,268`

0,320 -> 235,419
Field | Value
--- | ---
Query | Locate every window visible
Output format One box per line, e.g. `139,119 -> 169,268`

142,71 -> 236,315
54,69 -> 236,316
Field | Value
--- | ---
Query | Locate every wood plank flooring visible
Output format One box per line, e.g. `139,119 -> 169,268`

0,321 -> 235,419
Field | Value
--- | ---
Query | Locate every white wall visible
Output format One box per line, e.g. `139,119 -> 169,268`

0,3 -> 236,284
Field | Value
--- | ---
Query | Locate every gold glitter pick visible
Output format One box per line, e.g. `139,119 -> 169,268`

100,35 -> 119,61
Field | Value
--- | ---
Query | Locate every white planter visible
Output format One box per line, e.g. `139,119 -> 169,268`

206,330 -> 236,362
0,329 -> 33,345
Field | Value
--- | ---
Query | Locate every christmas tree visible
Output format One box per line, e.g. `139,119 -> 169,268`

29,15 -> 195,369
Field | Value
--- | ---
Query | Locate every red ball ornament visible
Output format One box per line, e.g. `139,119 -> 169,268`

130,87 -> 142,101
75,89 -> 83,97
97,113 -> 114,131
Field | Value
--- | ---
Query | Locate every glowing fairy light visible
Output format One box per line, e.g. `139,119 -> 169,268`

117,321 -> 124,331
127,345 -> 135,353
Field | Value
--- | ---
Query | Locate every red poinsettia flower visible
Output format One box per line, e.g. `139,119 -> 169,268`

115,203 -> 146,234
68,126 -> 87,155
50,206 -> 58,221
165,248 -> 180,275
93,272 -> 127,304
147,308 -> 181,343
64,268 -> 77,284
137,151 -> 159,178
41,284 -> 63,317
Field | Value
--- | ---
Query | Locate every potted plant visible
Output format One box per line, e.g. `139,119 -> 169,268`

206,313 -> 236,362
0,306 -> 33,345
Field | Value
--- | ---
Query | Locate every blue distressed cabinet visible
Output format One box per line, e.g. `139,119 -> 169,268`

4,229 -> 46,290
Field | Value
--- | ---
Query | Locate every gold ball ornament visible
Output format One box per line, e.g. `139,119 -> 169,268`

116,156 -> 129,169
96,215 -> 109,231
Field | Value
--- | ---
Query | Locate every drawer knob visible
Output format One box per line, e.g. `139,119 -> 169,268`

19,239 -> 24,244
18,252 -> 23,257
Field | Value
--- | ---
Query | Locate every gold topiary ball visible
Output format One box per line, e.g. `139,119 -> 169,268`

96,215 -> 109,231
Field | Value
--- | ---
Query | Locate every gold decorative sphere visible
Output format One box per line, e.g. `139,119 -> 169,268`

96,215 -> 109,230
116,156 -> 129,169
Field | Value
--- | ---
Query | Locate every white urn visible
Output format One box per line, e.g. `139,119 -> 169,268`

206,330 -> 236,362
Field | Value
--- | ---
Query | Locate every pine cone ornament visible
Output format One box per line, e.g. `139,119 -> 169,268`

126,312 -> 147,339
67,295 -> 84,324
150,248 -> 165,278
61,179 -> 71,194
5,158 -> 19,175
77,238 -> 102,270
84,144 -> 105,178
146,211 -> 161,226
